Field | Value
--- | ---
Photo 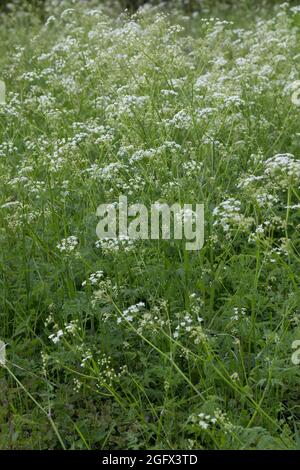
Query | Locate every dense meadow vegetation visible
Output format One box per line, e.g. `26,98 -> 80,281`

0,0 -> 300,450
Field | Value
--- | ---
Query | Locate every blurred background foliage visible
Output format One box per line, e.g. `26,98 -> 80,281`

0,0 -> 300,14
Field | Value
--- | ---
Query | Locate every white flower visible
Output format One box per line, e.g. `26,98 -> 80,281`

199,420 -> 209,430
82,271 -> 104,287
57,236 -> 78,253
48,329 -> 64,344
65,320 -> 79,335
95,236 -> 135,254
118,302 -> 145,323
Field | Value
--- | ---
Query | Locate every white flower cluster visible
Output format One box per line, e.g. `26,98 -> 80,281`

48,319 -> 79,344
65,320 -> 79,336
85,161 -> 124,182
163,109 -> 192,130
0,141 -> 18,157
48,329 -> 64,344
173,313 -> 203,339
45,318 -> 79,344
118,301 -> 146,324
129,148 -> 157,164
56,235 -> 78,253
248,217 -> 284,244
82,270 -> 104,287
106,94 -> 149,119
80,351 -> 93,368
213,198 -> 253,234
190,409 -> 233,433
71,121 -> 114,145
255,192 -> 279,208
96,355 -> 127,388
190,412 -> 217,430
95,236 -> 135,254
266,243 -> 289,263
230,307 -> 247,321
182,160 -> 203,177
264,153 -> 300,183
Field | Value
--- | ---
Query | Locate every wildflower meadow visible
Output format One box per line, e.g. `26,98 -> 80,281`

0,0 -> 300,451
